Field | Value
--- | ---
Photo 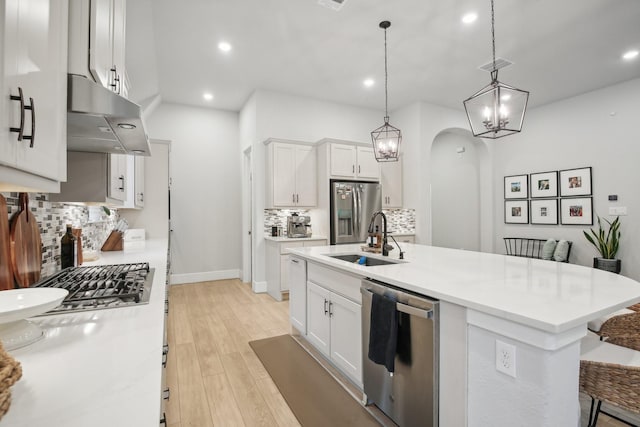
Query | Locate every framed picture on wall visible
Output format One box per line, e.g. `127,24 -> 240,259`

504,175 -> 528,199
505,200 -> 529,224
530,199 -> 558,225
560,197 -> 593,225
559,167 -> 592,197
530,171 -> 558,198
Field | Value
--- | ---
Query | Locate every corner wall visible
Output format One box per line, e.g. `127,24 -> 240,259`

492,78 -> 640,280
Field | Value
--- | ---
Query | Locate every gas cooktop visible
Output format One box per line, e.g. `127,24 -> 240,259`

32,262 -> 154,315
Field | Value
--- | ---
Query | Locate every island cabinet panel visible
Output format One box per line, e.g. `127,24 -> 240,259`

305,263 -> 363,387
329,291 -> 362,385
288,256 -> 307,334
306,281 -> 331,357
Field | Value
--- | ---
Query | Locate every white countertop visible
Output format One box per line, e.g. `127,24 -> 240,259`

1,239 -> 168,427
264,235 -> 327,242
289,243 -> 640,333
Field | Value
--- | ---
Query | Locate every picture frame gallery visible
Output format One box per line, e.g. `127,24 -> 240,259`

503,167 -> 593,225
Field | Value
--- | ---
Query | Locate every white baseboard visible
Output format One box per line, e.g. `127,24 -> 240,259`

170,269 -> 240,285
252,280 -> 267,293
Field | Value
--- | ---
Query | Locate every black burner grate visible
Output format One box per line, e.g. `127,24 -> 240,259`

33,263 -> 153,314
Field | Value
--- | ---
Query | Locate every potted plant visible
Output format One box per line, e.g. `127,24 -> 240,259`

583,216 -> 622,273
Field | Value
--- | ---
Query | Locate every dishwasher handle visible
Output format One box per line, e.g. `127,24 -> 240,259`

361,287 -> 434,319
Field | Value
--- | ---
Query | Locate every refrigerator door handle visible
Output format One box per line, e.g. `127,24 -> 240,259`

352,188 -> 359,237
355,187 -> 362,238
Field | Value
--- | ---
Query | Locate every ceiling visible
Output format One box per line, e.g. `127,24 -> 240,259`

126,0 -> 640,113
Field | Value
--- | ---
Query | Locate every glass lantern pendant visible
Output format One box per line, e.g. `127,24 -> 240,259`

463,0 -> 529,139
371,21 -> 401,162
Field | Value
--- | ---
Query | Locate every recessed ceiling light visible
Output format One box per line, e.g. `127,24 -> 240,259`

462,12 -> 478,24
218,41 -> 232,53
622,50 -> 639,60
363,78 -> 375,88
203,93 -> 214,101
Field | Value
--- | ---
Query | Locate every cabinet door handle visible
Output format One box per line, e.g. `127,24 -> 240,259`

162,344 -> 169,367
329,301 -> 334,317
324,299 -> 328,315
138,192 -> 144,202
358,165 -> 361,174
291,259 -> 299,264
160,412 -> 167,427
24,97 -> 35,148
9,87 -> 25,141
352,165 -> 355,174
292,193 -> 295,203
114,75 -> 121,95
163,388 -> 170,400
110,66 -> 118,91
118,175 -> 125,191
296,194 -> 299,203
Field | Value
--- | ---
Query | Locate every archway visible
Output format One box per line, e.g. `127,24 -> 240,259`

430,128 -> 491,252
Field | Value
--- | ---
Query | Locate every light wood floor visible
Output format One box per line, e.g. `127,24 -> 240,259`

166,279 -> 300,427
166,279 -> 632,427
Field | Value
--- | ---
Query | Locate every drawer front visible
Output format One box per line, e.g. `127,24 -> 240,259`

307,262 -> 361,303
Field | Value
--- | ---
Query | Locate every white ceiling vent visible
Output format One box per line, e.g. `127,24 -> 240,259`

318,0 -> 346,11
478,57 -> 513,72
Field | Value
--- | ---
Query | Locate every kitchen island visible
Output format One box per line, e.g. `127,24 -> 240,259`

288,243 -> 640,427
1,239 -> 168,427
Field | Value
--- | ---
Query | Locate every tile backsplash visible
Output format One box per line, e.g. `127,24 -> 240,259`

263,208 -> 415,236
2,192 -> 119,278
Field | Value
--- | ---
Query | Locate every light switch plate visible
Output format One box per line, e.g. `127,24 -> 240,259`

496,340 -> 517,378
608,206 -> 628,216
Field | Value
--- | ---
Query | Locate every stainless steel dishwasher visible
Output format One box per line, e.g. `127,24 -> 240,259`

361,278 -> 439,427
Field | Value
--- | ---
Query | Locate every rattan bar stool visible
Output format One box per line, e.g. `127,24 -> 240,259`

580,334 -> 640,426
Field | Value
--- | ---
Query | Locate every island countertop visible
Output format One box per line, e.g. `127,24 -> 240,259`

289,243 -> 640,333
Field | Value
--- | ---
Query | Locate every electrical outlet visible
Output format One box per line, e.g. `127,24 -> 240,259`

496,340 -> 516,378
608,206 -> 627,216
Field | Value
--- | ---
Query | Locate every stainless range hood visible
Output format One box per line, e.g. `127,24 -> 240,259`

67,74 -> 151,156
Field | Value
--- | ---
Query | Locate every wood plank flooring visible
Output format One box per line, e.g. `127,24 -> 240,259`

166,279 -> 632,427
166,279 -> 300,427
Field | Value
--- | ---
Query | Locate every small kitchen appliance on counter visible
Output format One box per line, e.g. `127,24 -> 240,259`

287,214 -> 312,238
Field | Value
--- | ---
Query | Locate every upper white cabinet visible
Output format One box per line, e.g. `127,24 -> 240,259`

321,140 -> 380,181
265,139 -> 317,208
108,153 -> 127,202
0,0 -> 68,191
133,155 -> 145,208
69,0 -> 127,97
381,156 -> 403,208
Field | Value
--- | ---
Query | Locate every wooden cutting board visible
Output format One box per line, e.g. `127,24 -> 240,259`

10,193 -> 42,287
0,194 -> 14,290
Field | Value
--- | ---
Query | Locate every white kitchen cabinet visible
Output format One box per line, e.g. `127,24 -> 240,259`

306,279 -> 362,386
0,0 -> 68,191
306,281 -> 332,357
265,237 -> 327,301
265,139 -> 317,208
289,256 -> 307,335
329,291 -> 362,382
381,157 -> 403,208
326,141 -> 380,180
108,153 -> 128,202
51,152 -> 133,206
70,0 -> 127,96
134,155 -> 145,208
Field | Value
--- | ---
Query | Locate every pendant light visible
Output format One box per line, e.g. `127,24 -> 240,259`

463,0 -> 529,139
371,21 -> 401,162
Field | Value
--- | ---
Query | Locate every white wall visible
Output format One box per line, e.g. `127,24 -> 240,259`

146,103 -> 241,284
492,78 -> 640,280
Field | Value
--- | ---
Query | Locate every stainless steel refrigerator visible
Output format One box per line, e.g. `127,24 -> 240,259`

330,180 -> 382,245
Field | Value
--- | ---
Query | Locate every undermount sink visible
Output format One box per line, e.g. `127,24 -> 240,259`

326,254 -> 404,267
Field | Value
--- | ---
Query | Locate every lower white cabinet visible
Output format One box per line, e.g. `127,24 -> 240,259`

265,237 -> 327,301
306,280 -> 362,386
289,256 -> 307,334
